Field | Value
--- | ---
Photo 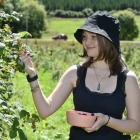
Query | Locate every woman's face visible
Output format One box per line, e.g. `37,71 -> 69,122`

82,31 -> 99,58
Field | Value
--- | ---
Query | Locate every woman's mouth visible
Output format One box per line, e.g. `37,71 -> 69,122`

86,47 -> 96,50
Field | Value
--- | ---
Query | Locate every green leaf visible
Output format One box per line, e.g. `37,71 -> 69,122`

13,117 -> 19,128
0,113 -> 4,120
0,42 -> 5,48
32,114 -> 40,122
19,110 -> 30,119
18,128 -> 27,140
18,32 -> 32,38
0,98 -> 6,105
16,57 -> 25,73
9,127 -> 17,138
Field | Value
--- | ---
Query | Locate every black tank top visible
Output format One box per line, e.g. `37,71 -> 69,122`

69,65 -> 131,140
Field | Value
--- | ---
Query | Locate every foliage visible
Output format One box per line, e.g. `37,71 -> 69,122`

122,46 -> 140,76
2,0 -> 46,38
31,41 -> 82,80
49,8 -> 94,18
25,40 -> 140,82
12,40 -> 140,140
41,15 -> 140,41
40,0 -> 140,11
113,10 -> 139,40
82,8 -> 94,17
19,0 -> 46,38
1,0 -> 21,13
49,9 -> 85,18
42,17 -> 85,40
0,11 -> 40,140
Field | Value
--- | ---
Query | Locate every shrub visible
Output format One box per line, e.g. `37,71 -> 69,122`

2,0 -> 46,38
49,9 -> 85,18
0,11 -> 40,140
113,10 -> 139,40
82,8 -> 94,17
52,9 -> 65,17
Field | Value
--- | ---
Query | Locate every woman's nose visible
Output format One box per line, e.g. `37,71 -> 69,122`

85,38 -> 92,46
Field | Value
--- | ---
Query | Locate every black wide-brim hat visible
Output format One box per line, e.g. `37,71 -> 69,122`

74,11 -> 120,53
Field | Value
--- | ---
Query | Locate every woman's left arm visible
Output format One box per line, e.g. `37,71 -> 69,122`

83,71 -> 140,134
107,71 -> 140,134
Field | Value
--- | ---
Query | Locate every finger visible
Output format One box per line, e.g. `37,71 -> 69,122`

84,129 -> 93,133
26,53 -> 32,58
25,50 -> 32,55
94,113 -> 102,117
94,127 -> 99,131
18,50 -> 31,57
86,130 -> 92,133
20,56 -> 31,64
84,127 -> 92,131
19,55 -> 27,61
84,127 -> 97,133
20,52 -> 32,58
90,118 -> 102,130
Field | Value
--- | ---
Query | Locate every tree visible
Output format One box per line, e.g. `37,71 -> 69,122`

113,10 -> 139,40
19,0 -> 46,38
3,0 -> 46,38
0,11 -> 40,140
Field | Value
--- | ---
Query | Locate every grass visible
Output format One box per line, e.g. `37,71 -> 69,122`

41,15 -> 140,41
11,43 -> 81,140
12,69 -> 74,140
42,17 -> 85,40
11,13 -> 140,139
11,42 -> 140,140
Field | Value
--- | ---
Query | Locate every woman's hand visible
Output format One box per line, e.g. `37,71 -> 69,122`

83,113 -> 109,133
19,51 -> 36,76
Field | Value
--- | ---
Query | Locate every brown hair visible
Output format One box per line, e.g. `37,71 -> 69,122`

80,34 -> 127,75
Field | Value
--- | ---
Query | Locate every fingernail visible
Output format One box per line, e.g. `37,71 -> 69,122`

91,113 -> 94,116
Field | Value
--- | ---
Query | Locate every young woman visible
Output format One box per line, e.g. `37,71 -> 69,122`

20,11 -> 140,140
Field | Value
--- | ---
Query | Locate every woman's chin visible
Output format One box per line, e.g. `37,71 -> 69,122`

87,53 -> 97,57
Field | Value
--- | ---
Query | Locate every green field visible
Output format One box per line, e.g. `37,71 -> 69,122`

11,14 -> 140,140
13,70 -> 73,140
12,42 -> 82,140
42,17 -> 85,41
12,41 -> 140,140
42,16 -> 140,41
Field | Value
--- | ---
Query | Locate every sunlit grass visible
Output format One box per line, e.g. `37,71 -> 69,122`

1,6 -> 140,139
12,69 -> 74,140
42,17 -> 85,40
42,15 -> 140,41
13,33 -> 140,140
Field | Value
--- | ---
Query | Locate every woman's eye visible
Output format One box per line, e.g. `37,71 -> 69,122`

92,35 -> 96,39
82,35 -> 86,40
82,34 -> 96,41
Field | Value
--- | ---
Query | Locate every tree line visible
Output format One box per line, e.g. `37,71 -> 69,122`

1,0 -> 139,39
40,0 -> 140,11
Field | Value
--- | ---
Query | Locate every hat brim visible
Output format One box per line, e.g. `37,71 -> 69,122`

74,25 -> 112,44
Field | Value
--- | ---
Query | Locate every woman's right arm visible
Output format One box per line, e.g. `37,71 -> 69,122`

20,52 -> 77,119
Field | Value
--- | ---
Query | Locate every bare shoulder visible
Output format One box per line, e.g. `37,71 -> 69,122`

60,65 -> 78,84
125,70 -> 139,93
126,70 -> 137,83
64,64 -> 78,76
